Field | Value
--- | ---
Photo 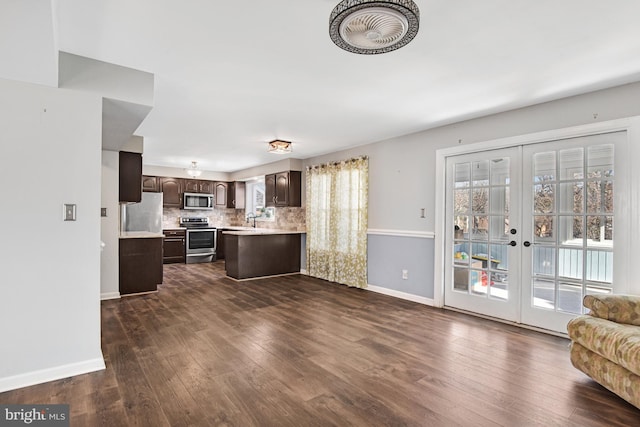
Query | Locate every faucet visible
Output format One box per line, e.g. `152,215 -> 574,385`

246,213 -> 257,228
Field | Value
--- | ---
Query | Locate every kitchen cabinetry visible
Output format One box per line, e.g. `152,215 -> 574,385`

140,174 -> 243,209
214,182 -> 228,207
119,237 -> 163,295
225,232 -> 301,280
119,151 -> 142,203
184,179 -> 214,194
142,175 -> 159,192
265,171 -> 301,207
200,180 -> 214,194
227,181 -> 245,209
160,177 -> 182,208
216,229 -> 226,259
163,229 -> 186,263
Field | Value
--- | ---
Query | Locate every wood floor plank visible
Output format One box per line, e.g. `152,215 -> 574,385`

1,261 -> 638,426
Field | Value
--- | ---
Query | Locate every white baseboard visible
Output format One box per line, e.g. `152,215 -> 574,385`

100,291 -> 120,300
0,357 -> 106,393
366,284 -> 435,306
301,272 -> 434,306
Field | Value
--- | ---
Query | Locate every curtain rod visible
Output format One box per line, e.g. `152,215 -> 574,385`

306,155 -> 368,171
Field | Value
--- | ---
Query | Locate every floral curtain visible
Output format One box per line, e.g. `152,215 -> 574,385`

306,156 -> 368,288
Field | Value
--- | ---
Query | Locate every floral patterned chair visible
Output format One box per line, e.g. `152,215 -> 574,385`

567,294 -> 640,409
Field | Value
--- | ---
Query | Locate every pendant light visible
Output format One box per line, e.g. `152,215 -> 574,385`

186,161 -> 202,177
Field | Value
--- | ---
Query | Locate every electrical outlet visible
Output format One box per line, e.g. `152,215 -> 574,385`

402,269 -> 408,280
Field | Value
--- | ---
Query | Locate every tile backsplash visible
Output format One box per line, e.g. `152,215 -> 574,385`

163,207 -> 305,231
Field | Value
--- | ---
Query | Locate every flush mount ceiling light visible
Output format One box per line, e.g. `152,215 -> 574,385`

268,140 -> 292,154
329,0 -> 420,54
185,161 -> 202,177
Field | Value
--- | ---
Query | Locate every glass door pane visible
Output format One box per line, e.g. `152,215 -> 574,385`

445,147 -> 521,322
521,132 -> 623,333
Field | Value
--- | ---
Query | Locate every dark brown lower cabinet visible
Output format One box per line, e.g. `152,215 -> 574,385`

163,229 -> 185,263
216,229 -> 226,260
225,233 -> 301,280
119,237 -> 163,295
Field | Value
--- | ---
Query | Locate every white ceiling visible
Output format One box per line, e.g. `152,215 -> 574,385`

55,0 -> 640,172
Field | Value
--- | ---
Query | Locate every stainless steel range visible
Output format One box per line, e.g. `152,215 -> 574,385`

180,217 -> 216,264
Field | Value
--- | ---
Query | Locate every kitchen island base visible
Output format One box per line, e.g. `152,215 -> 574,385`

224,232 -> 301,280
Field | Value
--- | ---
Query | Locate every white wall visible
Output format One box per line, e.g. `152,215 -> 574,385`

58,52 -> 154,106
0,78 -> 105,391
143,164 -> 230,182
0,0 -> 58,87
101,150 -> 120,299
230,158 -> 303,181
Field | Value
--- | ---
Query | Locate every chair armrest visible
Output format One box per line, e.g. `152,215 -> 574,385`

583,294 -> 640,326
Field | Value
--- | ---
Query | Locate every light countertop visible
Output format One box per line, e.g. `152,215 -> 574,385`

223,228 -> 305,236
119,231 -> 165,239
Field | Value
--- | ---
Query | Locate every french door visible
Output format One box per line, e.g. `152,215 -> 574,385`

444,132 -> 624,333
445,147 -> 521,322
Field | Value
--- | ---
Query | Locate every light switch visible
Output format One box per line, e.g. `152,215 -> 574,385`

64,204 -> 77,221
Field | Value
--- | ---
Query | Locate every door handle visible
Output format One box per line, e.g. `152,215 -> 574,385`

523,241 -> 531,247
508,241 -> 517,247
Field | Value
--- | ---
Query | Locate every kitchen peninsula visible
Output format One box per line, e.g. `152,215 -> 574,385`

224,229 -> 304,280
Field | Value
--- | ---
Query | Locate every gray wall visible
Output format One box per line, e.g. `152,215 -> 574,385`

301,81 -> 640,299
368,235 -> 435,298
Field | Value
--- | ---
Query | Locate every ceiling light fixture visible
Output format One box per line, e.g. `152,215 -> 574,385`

185,161 -> 202,177
268,140 -> 292,154
329,0 -> 420,55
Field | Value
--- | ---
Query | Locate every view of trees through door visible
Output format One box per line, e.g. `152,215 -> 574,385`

446,132 -> 624,333
523,141 -> 616,321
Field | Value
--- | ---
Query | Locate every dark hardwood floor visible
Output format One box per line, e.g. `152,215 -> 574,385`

2,261 -> 638,426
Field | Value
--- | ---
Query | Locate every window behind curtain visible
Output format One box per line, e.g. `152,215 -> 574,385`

306,156 -> 368,288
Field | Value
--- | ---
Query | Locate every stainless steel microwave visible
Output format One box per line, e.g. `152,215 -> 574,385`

183,193 -> 214,210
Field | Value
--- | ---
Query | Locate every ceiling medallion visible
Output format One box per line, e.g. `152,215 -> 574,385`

268,140 -> 292,154
329,0 -> 420,54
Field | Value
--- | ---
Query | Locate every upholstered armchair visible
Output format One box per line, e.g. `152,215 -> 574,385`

567,294 -> 640,409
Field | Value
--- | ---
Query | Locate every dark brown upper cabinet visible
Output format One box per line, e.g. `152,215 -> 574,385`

228,181 -> 246,209
184,179 -> 214,194
142,175 -> 159,192
265,171 -> 301,207
265,174 -> 276,207
199,180 -> 214,194
160,177 -> 182,208
119,151 -> 142,203
183,179 -> 199,194
214,182 -> 228,207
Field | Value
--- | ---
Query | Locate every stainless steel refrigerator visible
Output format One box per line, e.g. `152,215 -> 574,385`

122,192 -> 163,233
